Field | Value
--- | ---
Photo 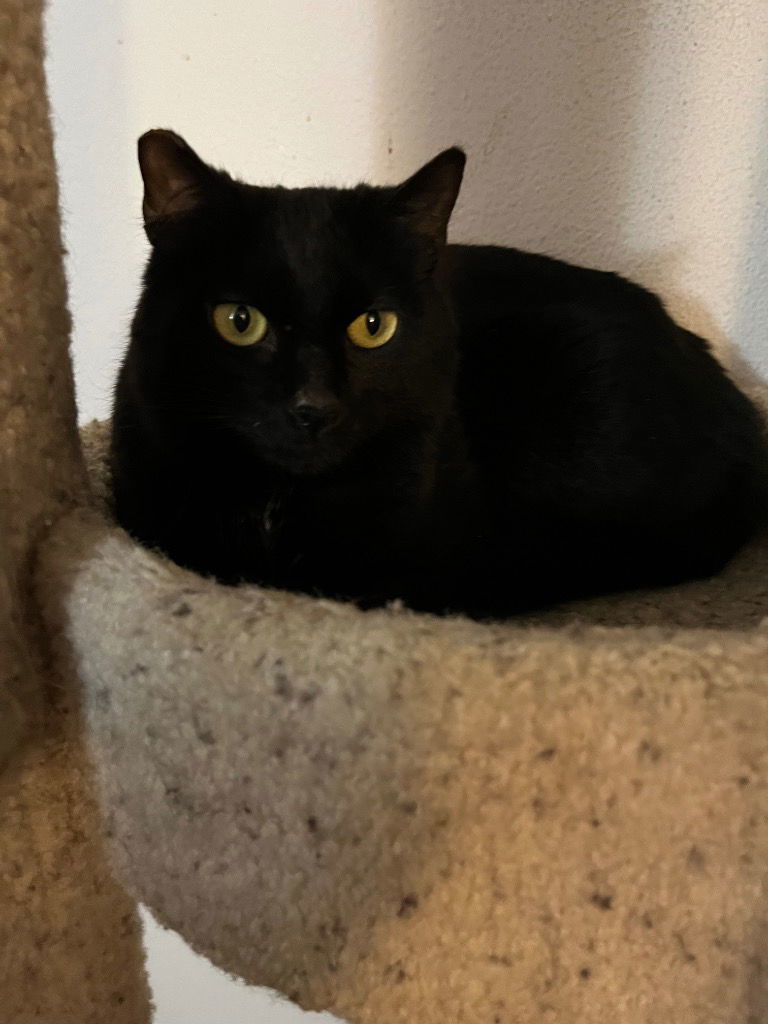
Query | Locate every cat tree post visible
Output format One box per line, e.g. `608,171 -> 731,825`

0,1 -> 150,1020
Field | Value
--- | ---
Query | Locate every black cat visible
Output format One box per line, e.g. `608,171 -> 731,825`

111,129 -> 768,618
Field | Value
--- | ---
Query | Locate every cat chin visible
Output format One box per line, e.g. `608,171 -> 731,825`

255,442 -> 351,477
227,421 -> 351,476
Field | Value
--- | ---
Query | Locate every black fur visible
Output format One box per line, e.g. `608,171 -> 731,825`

111,131 -> 768,618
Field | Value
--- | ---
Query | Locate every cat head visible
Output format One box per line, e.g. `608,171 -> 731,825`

128,129 -> 465,476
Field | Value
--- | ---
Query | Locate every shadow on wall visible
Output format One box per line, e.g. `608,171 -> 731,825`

734,73 -> 768,381
373,0 -> 768,382
374,0 -> 653,267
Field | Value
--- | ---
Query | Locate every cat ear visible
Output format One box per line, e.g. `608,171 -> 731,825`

394,147 -> 466,246
138,129 -> 217,240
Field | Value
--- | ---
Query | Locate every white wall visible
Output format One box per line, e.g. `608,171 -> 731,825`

45,0 -> 768,1020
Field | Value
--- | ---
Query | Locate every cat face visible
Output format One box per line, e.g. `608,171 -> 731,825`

129,131 -> 465,476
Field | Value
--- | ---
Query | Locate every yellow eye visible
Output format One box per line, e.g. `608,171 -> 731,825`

212,303 -> 268,346
346,310 -> 398,349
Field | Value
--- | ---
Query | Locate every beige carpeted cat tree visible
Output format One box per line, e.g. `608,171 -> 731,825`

4,2 -> 768,1022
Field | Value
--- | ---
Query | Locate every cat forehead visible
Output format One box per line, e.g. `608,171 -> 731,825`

218,184 -> 409,290
268,188 -> 349,264
237,183 -> 393,247
175,180 -> 418,312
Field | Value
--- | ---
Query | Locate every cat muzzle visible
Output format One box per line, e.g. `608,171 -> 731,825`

288,390 -> 342,438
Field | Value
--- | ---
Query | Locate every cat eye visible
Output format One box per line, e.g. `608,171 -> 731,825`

346,310 -> 398,349
212,303 -> 268,346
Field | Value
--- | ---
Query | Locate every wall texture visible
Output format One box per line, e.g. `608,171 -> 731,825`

44,0 -> 768,1020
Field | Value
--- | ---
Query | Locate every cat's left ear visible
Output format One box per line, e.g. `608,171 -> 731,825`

138,129 -> 219,241
394,147 -> 466,247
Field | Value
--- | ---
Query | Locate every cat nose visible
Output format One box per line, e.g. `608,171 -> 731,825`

289,389 -> 341,436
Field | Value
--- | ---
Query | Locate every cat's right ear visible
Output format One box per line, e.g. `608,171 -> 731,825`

394,147 -> 466,248
138,129 -> 216,242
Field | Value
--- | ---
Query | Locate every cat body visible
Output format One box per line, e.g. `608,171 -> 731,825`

111,131 -> 768,617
